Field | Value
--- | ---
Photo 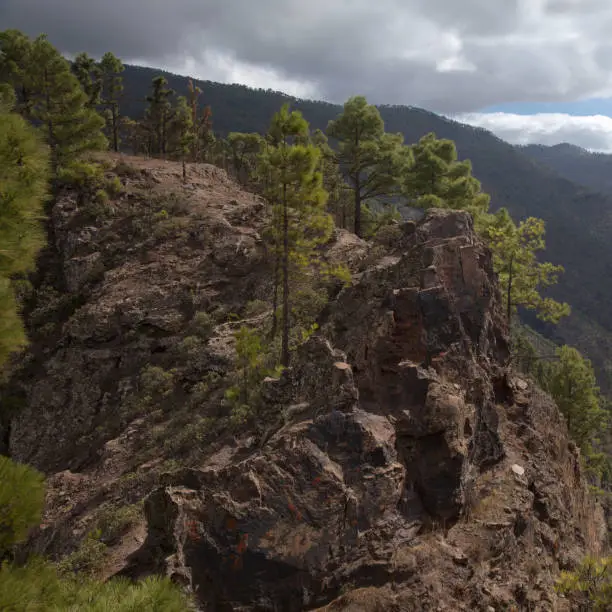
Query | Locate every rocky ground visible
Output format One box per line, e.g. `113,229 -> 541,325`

0,155 -> 606,610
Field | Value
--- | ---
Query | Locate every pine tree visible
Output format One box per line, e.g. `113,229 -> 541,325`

121,116 -> 149,157
482,209 -> 570,323
185,80 -> 215,163
233,326 -> 265,405
0,560 -> 191,610
0,88 -> 49,365
71,52 -> 102,109
99,52 -> 124,153
544,346 -> 607,454
404,132 -> 489,216
228,132 -> 265,185
168,96 -> 193,181
327,96 -> 409,237
311,129 -> 351,228
0,30 -> 35,115
145,76 -> 174,157
0,31 -> 107,179
258,104 -> 334,366
0,456 -> 45,555
199,104 -> 215,162
187,79 -> 201,161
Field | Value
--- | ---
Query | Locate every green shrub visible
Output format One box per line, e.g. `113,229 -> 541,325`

0,456 -> 45,554
140,365 -> 174,399
229,404 -> 254,429
95,188 -> 110,205
177,336 -> 205,359
96,503 -> 141,544
0,558 -> 192,611
84,197 -> 114,223
153,217 -> 192,240
556,555 -> 612,611
189,380 -> 211,407
105,175 -> 123,198
163,417 -> 215,455
191,311 -> 214,340
57,530 -> 107,576
58,160 -> 105,206
113,159 -> 142,178
244,299 -> 270,318
292,286 -> 327,328
372,223 -> 402,247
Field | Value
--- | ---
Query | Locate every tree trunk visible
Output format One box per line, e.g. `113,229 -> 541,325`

281,182 -> 290,367
112,104 -> 119,153
270,242 -> 280,339
507,256 -> 514,324
44,71 -> 58,185
354,175 -> 362,237
161,114 -> 166,157
182,158 -> 186,182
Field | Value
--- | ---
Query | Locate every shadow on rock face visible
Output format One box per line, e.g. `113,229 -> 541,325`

124,211 -> 518,610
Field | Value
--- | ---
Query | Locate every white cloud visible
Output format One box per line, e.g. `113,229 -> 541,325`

4,0 -> 612,113
455,112 -> 612,152
142,53 -> 318,100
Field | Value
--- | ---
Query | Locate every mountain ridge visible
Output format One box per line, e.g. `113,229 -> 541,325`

5,156 -> 604,609
119,64 -> 612,392
521,142 -> 612,195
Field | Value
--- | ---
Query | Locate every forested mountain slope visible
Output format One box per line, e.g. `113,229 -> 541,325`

521,143 -> 612,196
121,65 -> 612,391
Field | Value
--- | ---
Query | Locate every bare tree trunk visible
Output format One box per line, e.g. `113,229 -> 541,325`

112,104 -> 119,152
270,243 -> 280,339
281,182 -> 290,367
507,256 -> 514,324
354,176 -> 362,237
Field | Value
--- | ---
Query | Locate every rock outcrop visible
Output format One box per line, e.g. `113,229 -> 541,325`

1,156 -> 606,610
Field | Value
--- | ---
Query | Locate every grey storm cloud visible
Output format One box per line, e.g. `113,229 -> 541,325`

3,0 -> 612,114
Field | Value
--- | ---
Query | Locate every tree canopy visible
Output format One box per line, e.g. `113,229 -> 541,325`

0,31 -> 106,178
481,209 -> 570,323
327,96 -> 410,237
0,91 -> 49,365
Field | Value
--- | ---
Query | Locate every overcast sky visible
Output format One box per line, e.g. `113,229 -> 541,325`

3,0 -> 612,150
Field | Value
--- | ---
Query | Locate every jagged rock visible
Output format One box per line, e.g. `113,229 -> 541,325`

2,158 -> 606,611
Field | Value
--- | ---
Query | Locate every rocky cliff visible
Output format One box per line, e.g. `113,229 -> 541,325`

1,155 -> 606,611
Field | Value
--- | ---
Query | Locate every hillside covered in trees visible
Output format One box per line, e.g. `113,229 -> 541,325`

1,30 -> 612,610
119,65 -> 612,394
521,142 -> 612,196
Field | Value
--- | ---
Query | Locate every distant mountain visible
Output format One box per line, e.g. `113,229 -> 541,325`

521,143 -> 612,196
120,65 -> 612,392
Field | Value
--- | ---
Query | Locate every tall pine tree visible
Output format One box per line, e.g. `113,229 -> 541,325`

258,105 -> 334,366
544,346 -> 607,455
71,52 -> 102,109
145,76 -> 174,157
0,31 -> 106,179
0,86 -> 49,366
481,209 -> 570,323
404,132 -> 489,216
311,129 -> 351,228
99,52 -> 124,153
168,95 -> 193,181
228,132 -> 265,186
327,96 -> 409,237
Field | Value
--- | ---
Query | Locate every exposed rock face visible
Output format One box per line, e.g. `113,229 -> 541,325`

5,159 -> 269,472
127,211 -> 603,610
2,157 -> 605,611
